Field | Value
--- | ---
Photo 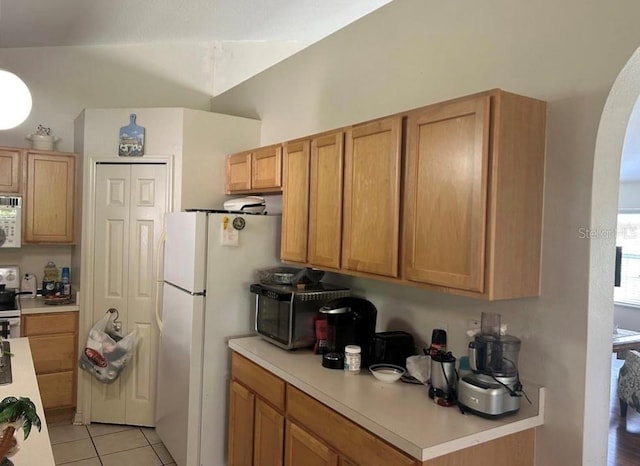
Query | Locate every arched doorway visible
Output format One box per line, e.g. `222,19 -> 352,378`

589,46 -> 640,464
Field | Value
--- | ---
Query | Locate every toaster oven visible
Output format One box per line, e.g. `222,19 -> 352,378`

251,282 -> 350,350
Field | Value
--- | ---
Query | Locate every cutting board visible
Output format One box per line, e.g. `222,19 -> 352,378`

118,113 -> 145,157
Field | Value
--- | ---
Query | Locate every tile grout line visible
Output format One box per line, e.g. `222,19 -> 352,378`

52,425 -> 170,465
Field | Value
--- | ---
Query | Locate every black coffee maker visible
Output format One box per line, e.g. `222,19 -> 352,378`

318,297 -> 377,369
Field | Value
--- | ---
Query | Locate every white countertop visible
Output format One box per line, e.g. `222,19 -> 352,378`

0,338 -> 54,465
229,336 -> 545,462
19,296 -> 79,315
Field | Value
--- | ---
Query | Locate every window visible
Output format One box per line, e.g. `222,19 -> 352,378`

615,212 -> 640,306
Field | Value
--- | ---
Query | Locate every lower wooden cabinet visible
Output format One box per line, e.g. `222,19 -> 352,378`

22,311 -> 78,412
229,353 -> 286,466
229,380 -> 285,466
285,421 -> 338,466
36,372 -> 75,408
228,381 -> 255,466
229,353 -> 412,466
287,385 -> 415,466
254,399 -> 285,466
228,352 -> 535,466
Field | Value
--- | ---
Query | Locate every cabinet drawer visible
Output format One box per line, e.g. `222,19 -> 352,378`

287,386 -> 415,466
23,312 -> 77,336
37,371 -> 74,409
232,353 -> 285,411
29,334 -> 76,373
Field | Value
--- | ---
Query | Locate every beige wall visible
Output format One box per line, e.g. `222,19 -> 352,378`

0,43 -> 219,154
0,245 -> 72,289
210,1 -> 640,464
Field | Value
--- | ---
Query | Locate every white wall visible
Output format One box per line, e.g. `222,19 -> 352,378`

210,1 -> 640,464
213,41 -> 308,95
0,245 -> 73,289
0,43 -> 219,153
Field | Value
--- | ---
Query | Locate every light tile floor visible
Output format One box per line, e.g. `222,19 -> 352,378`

49,423 -> 176,466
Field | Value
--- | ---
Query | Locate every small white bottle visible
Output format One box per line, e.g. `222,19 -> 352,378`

344,345 -> 361,374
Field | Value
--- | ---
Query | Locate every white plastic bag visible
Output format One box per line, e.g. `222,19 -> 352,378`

79,308 -> 139,384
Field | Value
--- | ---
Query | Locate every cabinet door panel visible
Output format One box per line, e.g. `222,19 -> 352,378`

308,132 -> 344,269
343,117 -> 401,277
228,381 -> 255,466
37,371 -> 74,409
281,140 -> 310,263
28,333 -> 76,373
24,151 -> 75,243
0,148 -> 21,193
285,421 -> 338,466
404,96 -> 490,292
254,398 -> 284,466
252,145 -> 282,190
287,385 -> 415,466
226,152 -> 252,192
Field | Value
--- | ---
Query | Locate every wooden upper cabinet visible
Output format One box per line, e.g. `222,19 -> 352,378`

226,145 -> 283,194
252,145 -> 282,190
403,90 -> 546,299
308,132 -> 344,270
226,152 -> 252,193
281,140 -> 310,263
24,150 -> 76,244
281,131 -> 344,269
343,117 -> 402,277
234,89 -> 545,300
403,96 -> 490,292
0,148 -> 21,194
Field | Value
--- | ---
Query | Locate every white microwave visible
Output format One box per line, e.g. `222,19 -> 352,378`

0,196 -> 21,248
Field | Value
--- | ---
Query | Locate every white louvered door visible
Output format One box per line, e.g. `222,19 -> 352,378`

92,163 -> 167,425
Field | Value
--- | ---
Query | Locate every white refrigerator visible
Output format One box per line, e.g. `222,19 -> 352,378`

156,211 -> 281,466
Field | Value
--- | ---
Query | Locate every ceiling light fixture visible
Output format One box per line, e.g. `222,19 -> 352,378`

0,69 -> 32,130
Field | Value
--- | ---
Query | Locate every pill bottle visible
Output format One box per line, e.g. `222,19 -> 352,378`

344,345 -> 361,374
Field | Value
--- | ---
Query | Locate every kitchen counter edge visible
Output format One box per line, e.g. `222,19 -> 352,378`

229,336 -> 545,462
19,297 -> 79,315
2,338 -> 55,465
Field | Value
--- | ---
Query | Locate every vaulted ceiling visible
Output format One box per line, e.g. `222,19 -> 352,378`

0,0 -> 391,48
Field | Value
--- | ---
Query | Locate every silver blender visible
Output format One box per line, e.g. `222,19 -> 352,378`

457,313 -> 524,417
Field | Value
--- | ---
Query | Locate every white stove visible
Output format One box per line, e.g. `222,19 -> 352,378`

0,266 -> 22,338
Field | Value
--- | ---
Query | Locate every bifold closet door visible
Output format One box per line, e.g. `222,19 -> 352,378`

91,163 -> 167,426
